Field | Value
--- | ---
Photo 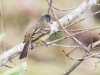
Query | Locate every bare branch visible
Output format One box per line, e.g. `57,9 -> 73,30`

49,26 -> 100,45
51,0 -> 98,33
0,43 -> 24,66
48,0 -> 92,54
63,40 -> 100,75
66,10 -> 100,28
0,0 -> 99,68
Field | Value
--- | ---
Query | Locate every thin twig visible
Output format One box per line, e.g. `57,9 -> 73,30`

89,33 -> 93,49
94,60 -> 100,71
0,4 -> 5,52
49,26 -> 100,45
63,40 -> 100,75
5,65 -> 12,68
50,44 -> 79,48
62,50 -> 74,60
47,0 -> 52,13
70,53 -> 100,60
61,28 -> 89,32
9,60 -> 16,65
46,0 -> 99,75
66,10 -> 100,28
56,10 -> 100,35
62,47 -> 78,60
48,1 -> 91,54
29,25 -> 100,49
52,5 -> 77,11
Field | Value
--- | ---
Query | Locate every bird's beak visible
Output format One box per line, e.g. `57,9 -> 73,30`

50,20 -> 53,24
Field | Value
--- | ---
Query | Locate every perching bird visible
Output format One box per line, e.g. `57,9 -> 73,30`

19,12 -> 53,59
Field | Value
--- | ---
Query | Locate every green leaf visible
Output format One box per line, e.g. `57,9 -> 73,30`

2,62 -> 27,75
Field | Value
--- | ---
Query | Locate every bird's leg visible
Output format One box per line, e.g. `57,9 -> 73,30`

30,41 -> 34,50
30,35 -> 35,50
41,40 -> 48,46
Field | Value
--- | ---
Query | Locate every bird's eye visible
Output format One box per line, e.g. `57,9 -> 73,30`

48,19 -> 50,22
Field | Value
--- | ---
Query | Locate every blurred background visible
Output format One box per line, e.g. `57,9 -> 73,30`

0,0 -> 100,75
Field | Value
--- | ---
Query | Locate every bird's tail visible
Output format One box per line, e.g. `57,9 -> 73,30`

19,41 -> 30,59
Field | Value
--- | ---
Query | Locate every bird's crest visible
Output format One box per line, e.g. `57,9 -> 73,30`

41,12 -> 49,16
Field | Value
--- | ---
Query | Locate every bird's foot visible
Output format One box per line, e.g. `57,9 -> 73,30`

30,44 -> 34,50
41,40 -> 48,46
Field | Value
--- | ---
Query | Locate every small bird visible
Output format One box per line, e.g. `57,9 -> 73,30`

19,12 -> 53,59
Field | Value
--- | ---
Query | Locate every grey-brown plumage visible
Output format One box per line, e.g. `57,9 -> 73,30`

19,13 -> 53,59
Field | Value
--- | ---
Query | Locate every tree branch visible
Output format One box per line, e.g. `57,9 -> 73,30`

0,0 -> 99,67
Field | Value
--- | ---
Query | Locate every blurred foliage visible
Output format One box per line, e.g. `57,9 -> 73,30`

0,33 -> 5,42
3,14 -> 29,28
1,62 -> 27,75
15,14 -> 29,27
50,32 -> 62,40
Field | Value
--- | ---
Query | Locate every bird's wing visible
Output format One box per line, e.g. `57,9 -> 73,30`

31,28 -> 45,43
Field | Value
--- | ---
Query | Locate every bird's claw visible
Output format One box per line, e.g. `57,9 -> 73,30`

41,40 -> 48,46
30,43 -> 34,50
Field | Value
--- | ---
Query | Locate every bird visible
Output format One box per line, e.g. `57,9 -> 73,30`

19,12 -> 53,59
